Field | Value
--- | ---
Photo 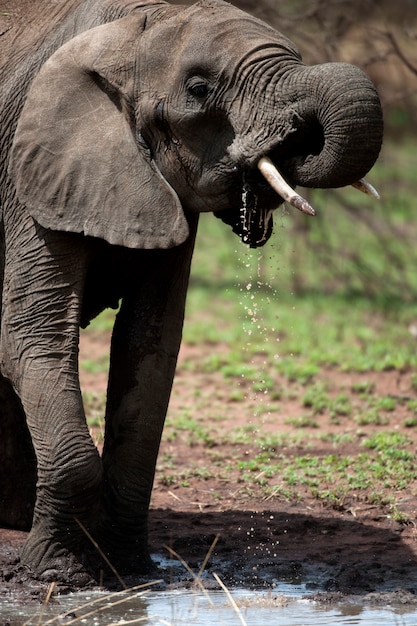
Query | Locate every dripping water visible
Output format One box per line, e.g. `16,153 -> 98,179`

240,180 -> 253,245
235,228 -> 283,456
240,174 -> 274,247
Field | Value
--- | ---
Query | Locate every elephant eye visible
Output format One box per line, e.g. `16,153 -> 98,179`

186,78 -> 210,100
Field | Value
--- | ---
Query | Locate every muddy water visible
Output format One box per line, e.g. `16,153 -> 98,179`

3,583 -> 417,625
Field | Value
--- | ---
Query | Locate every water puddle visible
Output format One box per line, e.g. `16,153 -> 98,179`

3,582 -> 417,625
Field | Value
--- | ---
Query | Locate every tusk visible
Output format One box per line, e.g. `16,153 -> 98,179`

352,178 -> 380,200
257,156 -> 316,216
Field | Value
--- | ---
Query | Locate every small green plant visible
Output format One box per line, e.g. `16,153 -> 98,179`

362,431 -> 411,452
370,396 -> 397,412
354,409 -> 390,426
159,473 -> 177,487
276,359 -> 318,385
228,389 -> 245,402
407,399 -> 417,413
164,411 -> 217,447
310,487 -> 347,506
263,485 -> 299,501
329,394 -> 352,422
251,374 -> 275,393
351,380 -> 375,395
318,432 -> 355,445
389,505 -> 411,524
366,492 -> 394,507
253,402 -> 279,417
301,383 -> 329,414
284,415 -> 319,428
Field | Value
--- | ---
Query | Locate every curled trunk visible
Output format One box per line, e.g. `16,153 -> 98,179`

219,61 -> 383,247
279,62 -> 383,189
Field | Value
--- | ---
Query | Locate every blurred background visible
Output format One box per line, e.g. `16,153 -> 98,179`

174,0 -> 417,302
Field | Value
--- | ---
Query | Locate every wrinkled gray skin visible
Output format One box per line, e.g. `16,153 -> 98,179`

0,0 -> 383,585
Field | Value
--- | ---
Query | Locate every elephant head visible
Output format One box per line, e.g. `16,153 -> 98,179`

9,0 -> 383,251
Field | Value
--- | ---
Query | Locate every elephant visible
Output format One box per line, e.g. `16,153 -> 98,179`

0,0 -> 383,584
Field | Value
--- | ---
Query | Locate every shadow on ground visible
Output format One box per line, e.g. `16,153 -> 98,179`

2,504 -> 416,609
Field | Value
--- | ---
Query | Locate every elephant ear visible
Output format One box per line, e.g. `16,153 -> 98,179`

8,15 -> 189,249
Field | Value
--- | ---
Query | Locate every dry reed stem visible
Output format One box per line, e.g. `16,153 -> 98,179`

212,572 -> 248,626
30,580 -> 162,626
75,517 -> 127,589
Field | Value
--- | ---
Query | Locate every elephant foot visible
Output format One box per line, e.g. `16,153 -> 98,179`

20,527 -> 100,587
21,526 -> 156,587
33,556 -> 97,588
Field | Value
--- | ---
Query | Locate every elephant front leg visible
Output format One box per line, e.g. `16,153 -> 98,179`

99,227 -> 197,573
1,224 -> 102,584
18,377 -> 102,585
3,359 -> 102,585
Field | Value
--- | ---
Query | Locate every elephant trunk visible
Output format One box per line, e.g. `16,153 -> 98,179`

218,60 -> 383,246
279,62 -> 383,190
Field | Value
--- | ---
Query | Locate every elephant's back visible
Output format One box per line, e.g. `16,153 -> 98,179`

0,0 -> 160,80
0,0 -> 161,191
0,1 -> 81,79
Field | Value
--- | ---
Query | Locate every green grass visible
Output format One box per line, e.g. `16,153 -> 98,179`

184,285 -> 417,373
219,428 -> 417,505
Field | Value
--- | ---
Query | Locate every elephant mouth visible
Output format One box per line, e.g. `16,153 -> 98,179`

215,180 -> 275,248
215,156 -> 310,248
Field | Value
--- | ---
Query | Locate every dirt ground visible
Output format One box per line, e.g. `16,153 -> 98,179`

1,330 -> 417,612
